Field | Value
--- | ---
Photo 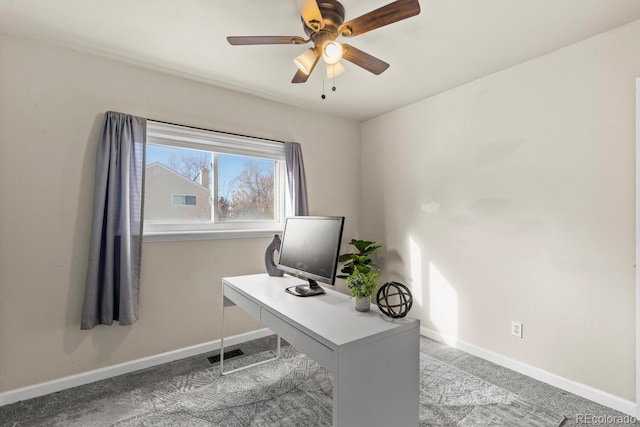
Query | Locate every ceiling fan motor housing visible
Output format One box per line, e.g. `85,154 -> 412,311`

303,0 -> 346,42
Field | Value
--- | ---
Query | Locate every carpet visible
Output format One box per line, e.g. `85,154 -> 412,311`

1,344 -> 565,427
419,354 -> 565,426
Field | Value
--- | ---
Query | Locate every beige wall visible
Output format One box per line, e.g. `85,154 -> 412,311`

361,21 -> 640,401
0,34 -> 360,392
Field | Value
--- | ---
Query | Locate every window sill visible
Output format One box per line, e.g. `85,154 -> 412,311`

143,229 -> 281,243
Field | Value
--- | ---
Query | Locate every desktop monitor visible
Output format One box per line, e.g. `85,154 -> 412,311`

277,216 -> 345,297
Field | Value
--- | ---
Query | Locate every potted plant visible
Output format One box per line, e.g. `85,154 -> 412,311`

345,271 -> 379,312
338,239 -> 381,312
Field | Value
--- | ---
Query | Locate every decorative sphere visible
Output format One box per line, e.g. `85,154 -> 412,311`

376,282 -> 413,318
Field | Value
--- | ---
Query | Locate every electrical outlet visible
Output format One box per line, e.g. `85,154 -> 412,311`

511,321 -> 523,338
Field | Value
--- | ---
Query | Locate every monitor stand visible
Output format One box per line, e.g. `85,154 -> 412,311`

286,279 -> 326,297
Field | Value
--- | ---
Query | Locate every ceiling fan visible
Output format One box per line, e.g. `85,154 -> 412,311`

227,0 -> 421,84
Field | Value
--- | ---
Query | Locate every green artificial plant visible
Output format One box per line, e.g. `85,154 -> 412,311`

338,239 -> 382,300
345,270 -> 379,301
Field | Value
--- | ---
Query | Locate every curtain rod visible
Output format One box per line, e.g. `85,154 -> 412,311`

147,118 -> 287,145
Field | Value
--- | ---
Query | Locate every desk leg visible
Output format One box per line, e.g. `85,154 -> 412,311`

220,286 -> 282,376
220,287 -> 226,375
221,334 -> 281,376
332,326 -> 419,427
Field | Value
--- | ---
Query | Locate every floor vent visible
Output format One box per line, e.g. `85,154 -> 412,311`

207,349 -> 244,364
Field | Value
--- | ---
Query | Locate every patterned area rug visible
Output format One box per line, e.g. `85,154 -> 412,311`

1,344 -> 565,426
114,346 -> 333,427
420,354 -> 565,426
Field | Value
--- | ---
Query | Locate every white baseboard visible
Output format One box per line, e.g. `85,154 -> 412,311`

0,328 -> 273,407
421,327 -> 636,417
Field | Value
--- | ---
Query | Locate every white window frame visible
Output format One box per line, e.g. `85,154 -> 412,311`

144,121 -> 288,242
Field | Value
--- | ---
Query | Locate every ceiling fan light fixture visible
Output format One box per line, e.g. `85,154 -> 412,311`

294,48 -> 317,75
322,41 -> 343,65
326,61 -> 345,78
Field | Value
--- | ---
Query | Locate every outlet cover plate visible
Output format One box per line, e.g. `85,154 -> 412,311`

511,321 -> 523,338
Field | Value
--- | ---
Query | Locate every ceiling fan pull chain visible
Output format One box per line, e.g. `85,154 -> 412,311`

332,64 -> 337,92
321,74 -> 326,99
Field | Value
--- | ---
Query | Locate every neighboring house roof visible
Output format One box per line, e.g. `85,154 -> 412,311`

146,162 -> 209,191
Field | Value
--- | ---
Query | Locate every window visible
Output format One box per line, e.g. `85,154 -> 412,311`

144,121 -> 287,240
172,195 -> 197,206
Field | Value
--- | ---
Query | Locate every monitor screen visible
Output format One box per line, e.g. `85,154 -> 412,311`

277,216 -> 344,293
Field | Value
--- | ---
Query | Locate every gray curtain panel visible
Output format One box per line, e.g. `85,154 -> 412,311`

284,142 -> 309,216
81,112 -> 147,329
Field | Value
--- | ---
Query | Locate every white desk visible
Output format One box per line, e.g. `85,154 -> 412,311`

222,273 -> 420,427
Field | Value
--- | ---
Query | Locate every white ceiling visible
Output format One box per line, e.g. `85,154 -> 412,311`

2,0 -> 640,121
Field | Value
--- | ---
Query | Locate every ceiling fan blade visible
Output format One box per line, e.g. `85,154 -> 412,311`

297,0 -> 325,31
338,0 -> 420,37
292,49 -> 321,83
292,69 -> 311,84
342,44 -> 389,75
227,36 -> 307,45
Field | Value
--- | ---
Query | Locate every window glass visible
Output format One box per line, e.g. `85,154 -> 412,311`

216,154 -> 275,221
144,121 -> 287,238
